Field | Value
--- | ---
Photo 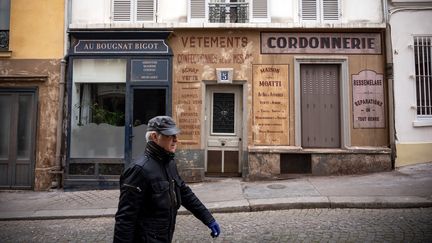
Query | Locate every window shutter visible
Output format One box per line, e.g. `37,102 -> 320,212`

322,0 -> 339,21
301,0 -> 317,21
113,0 -> 132,21
136,0 -> 155,21
251,0 -> 269,23
189,0 -> 207,22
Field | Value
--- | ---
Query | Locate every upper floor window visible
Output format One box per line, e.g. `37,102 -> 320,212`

113,0 -> 155,22
301,0 -> 339,22
414,36 -> 432,119
189,0 -> 269,23
0,0 -> 11,51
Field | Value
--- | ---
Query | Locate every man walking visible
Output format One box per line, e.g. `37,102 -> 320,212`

114,116 -> 220,242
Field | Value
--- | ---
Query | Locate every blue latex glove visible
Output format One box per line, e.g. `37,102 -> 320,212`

208,220 -> 221,238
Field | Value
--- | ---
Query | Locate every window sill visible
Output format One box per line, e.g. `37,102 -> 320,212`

0,51 -> 12,58
412,119 -> 432,127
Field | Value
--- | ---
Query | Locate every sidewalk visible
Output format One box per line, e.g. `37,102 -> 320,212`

0,162 -> 431,221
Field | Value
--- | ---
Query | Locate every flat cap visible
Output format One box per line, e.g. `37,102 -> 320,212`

147,116 -> 180,136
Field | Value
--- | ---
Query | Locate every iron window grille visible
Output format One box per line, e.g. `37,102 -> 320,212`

414,36 -> 432,118
209,2 -> 249,23
0,30 -> 9,51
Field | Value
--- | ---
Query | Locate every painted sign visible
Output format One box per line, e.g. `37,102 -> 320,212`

172,33 -> 254,149
131,59 -> 169,82
253,64 -> 289,145
261,33 -> 382,54
73,40 -> 169,54
352,70 -> 385,128
176,83 -> 202,144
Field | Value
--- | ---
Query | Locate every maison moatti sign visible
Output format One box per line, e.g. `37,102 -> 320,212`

73,40 -> 169,54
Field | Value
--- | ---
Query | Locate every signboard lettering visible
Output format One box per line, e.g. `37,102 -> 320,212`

180,36 -> 248,48
253,65 -> 289,145
74,40 -> 169,54
131,59 -> 169,82
352,70 -> 385,128
261,33 -> 382,54
176,84 -> 202,145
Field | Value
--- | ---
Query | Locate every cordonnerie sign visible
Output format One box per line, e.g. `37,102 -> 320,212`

261,32 -> 382,54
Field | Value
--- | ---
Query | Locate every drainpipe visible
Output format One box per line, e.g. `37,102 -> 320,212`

52,59 -> 66,188
51,0 -> 70,188
383,0 -> 396,169
385,26 -> 396,169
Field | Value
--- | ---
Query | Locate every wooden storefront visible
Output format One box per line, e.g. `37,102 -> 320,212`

64,29 -> 392,188
169,29 -> 391,181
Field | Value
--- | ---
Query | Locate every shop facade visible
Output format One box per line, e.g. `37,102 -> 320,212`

64,28 -> 391,188
65,31 -> 173,189
170,29 -> 391,180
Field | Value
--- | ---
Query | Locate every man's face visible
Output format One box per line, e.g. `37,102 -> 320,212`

153,133 -> 178,153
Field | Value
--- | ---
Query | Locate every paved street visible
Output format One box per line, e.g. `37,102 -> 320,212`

1,208 -> 431,242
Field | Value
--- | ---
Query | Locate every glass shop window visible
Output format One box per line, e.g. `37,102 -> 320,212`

70,59 -> 126,158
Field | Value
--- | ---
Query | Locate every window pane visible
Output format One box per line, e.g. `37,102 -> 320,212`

17,95 -> 33,160
0,95 -> 11,159
132,89 -> 166,159
69,163 -> 95,175
99,163 -> 123,175
73,59 -> 127,83
70,84 -> 125,158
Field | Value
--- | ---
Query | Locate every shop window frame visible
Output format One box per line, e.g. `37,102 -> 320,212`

66,55 -> 173,180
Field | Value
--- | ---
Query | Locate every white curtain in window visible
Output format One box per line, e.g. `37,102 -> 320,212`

80,85 -> 91,125
73,59 -> 126,83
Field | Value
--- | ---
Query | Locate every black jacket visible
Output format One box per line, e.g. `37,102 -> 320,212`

114,141 -> 215,243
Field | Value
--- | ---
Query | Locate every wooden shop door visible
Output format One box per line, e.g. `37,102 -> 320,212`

300,64 -> 341,148
205,85 -> 243,176
0,90 -> 36,189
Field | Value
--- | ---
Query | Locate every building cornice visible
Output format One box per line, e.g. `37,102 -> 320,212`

69,22 -> 386,30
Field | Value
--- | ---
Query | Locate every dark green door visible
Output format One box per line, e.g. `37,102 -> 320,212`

0,90 -> 36,189
130,88 -> 167,161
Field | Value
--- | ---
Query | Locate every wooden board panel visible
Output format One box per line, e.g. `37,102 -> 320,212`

207,150 -> 222,173
252,64 -> 290,145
